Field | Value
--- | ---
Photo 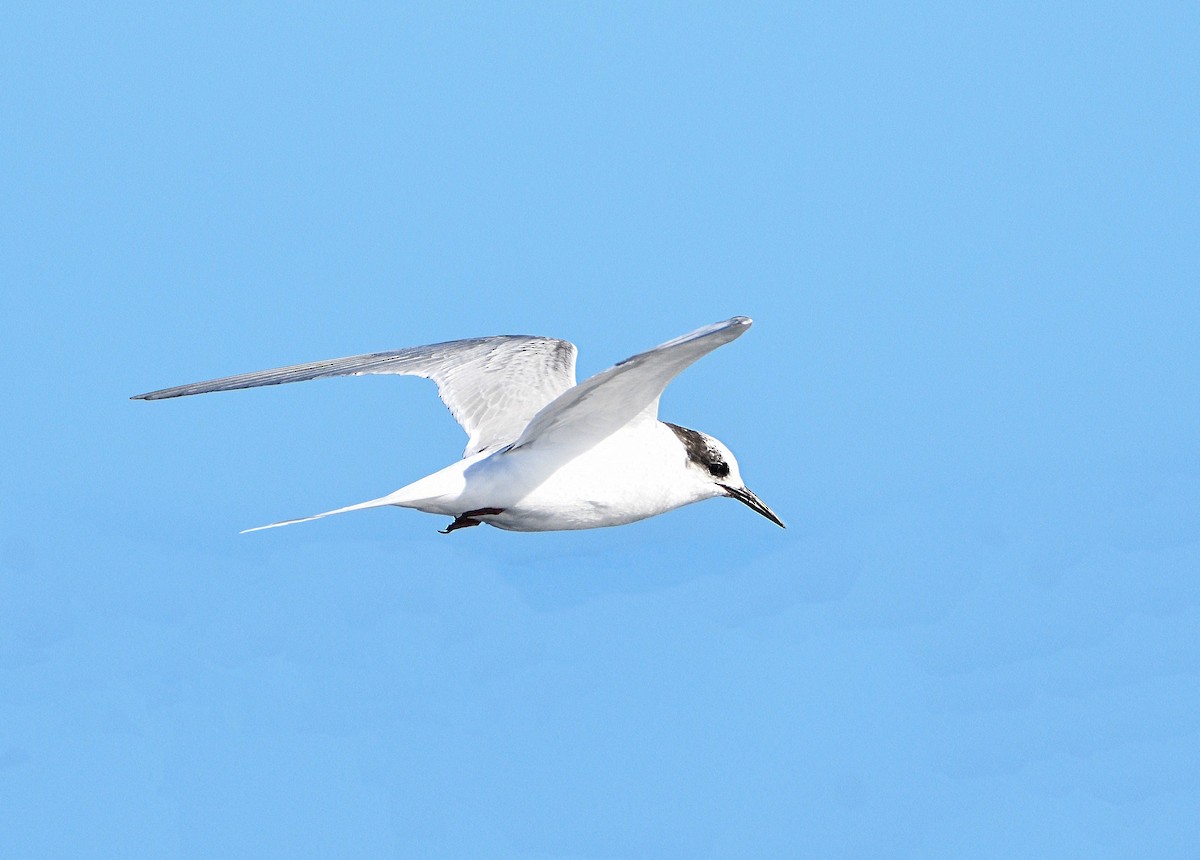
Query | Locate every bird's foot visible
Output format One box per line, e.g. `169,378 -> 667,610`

439,508 -> 505,534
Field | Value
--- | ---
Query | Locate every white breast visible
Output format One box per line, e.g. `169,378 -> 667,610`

475,422 -> 714,531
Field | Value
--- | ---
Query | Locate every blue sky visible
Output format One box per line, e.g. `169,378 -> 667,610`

2,2 -> 1198,856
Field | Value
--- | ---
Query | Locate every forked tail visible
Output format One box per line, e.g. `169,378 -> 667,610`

240,494 -> 399,534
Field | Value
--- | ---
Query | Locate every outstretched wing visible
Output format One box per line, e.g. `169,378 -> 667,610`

511,317 -> 751,453
132,336 -> 578,457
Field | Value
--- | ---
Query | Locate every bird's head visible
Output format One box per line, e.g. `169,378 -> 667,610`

665,423 -> 785,528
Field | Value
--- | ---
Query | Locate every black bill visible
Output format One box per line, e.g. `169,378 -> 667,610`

723,485 -> 785,528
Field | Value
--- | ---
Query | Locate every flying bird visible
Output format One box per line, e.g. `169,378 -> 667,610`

132,316 -> 783,534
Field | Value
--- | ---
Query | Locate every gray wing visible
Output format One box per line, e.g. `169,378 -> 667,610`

511,317 -> 751,453
132,336 -> 578,457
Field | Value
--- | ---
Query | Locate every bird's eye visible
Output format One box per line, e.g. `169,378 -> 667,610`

708,461 -> 730,478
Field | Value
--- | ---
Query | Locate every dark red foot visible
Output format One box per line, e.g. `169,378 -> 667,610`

439,508 -> 505,534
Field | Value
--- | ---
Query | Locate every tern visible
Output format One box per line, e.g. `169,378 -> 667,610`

132,316 -> 783,534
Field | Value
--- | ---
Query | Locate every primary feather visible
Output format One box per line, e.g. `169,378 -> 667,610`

132,336 -> 577,457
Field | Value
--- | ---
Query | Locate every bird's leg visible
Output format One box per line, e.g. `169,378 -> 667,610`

439,515 -> 481,534
439,508 -> 505,535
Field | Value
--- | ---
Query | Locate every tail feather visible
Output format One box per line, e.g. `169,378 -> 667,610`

240,495 -> 400,534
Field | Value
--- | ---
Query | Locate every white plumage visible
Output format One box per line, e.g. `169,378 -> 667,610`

133,317 -> 783,533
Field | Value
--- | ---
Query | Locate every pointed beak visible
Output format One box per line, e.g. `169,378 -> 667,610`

723,485 -> 786,528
